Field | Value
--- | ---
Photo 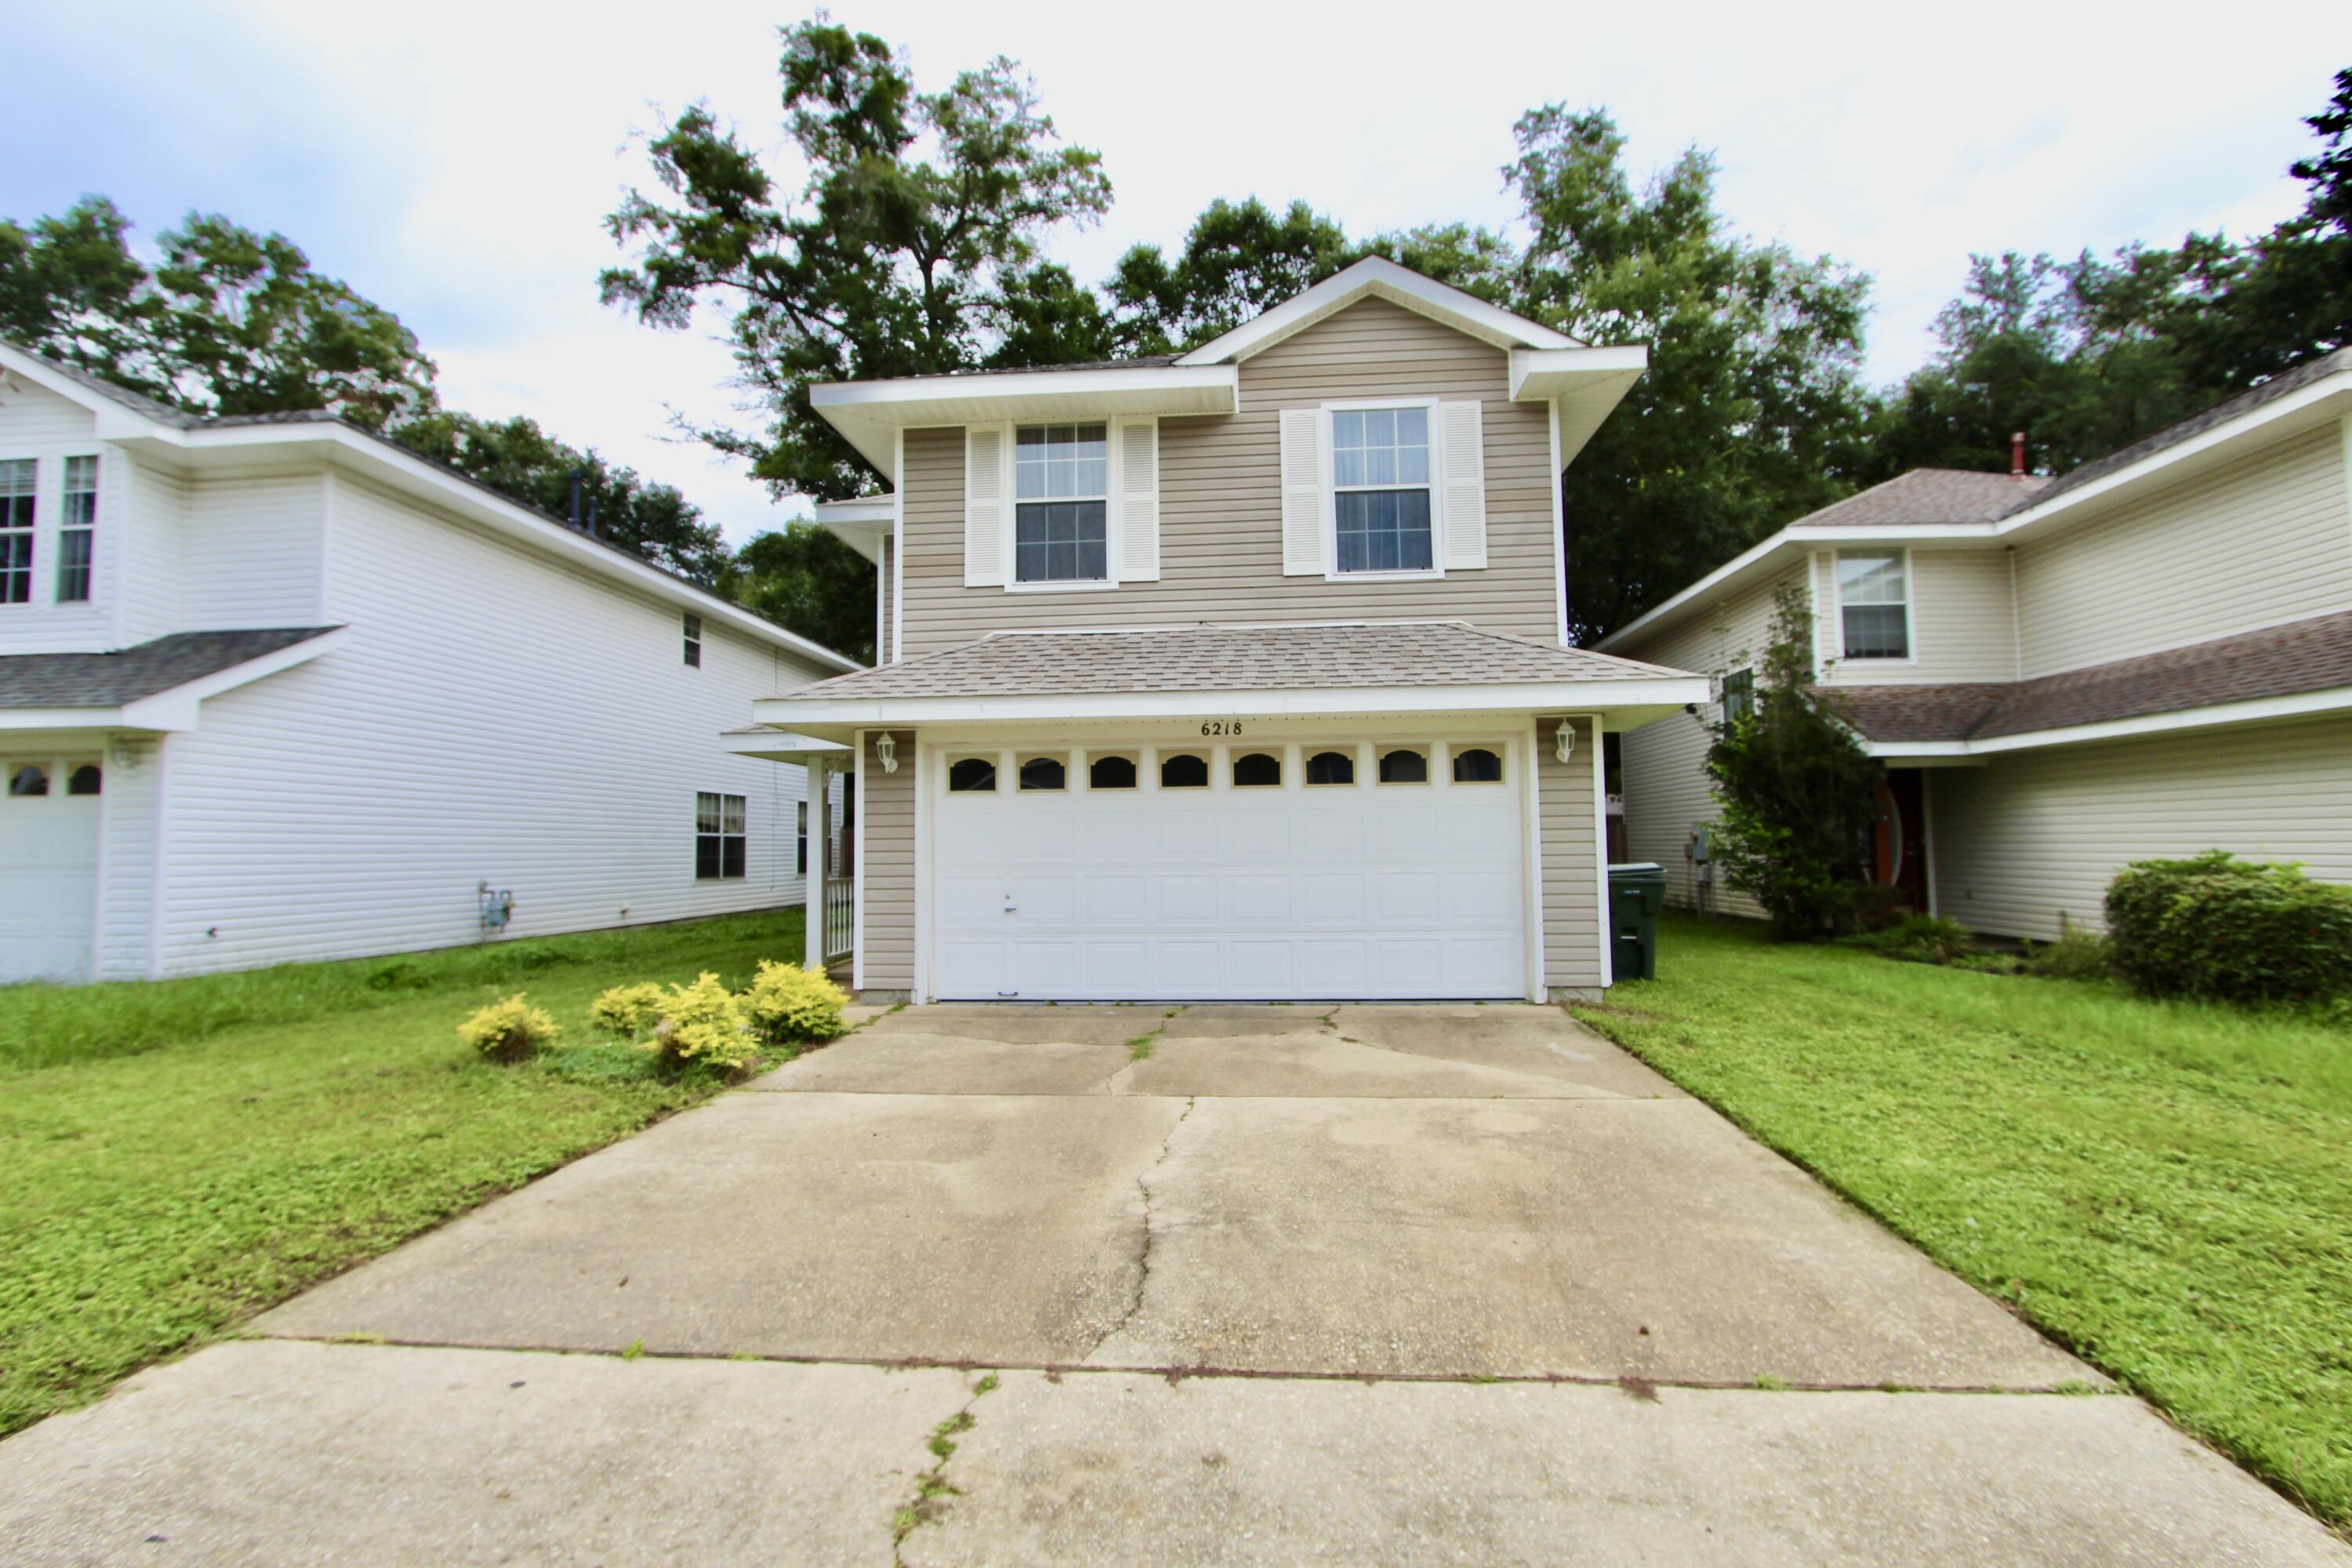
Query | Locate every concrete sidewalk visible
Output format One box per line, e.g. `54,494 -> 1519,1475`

4,1003 -> 2343,1566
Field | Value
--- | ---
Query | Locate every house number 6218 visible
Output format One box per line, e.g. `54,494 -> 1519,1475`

1199,720 -> 1244,736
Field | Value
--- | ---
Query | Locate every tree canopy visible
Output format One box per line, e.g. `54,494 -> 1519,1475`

600,18 -> 1113,501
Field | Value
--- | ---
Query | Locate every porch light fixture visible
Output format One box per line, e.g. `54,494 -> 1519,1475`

1555,724 -> 1577,764
875,733 -> 898,774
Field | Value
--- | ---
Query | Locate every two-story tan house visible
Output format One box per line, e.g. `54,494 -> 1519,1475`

728,260 -> 1708,1002
1600,347 -> 2352,940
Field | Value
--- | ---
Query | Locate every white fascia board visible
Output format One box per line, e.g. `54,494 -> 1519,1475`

720,728 -> 855,764
1991,373 -> 2352,542
813,496 -> 895,565
752,676 -> 1712,739
809,365 -> 1239,478
1507,345 -> 1649,400
1174,258 -> 1583,365
0,707 -> 126,733
1864,684 -> 2352,762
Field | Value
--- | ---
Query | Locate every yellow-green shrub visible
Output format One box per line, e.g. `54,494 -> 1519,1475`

589,982 -> 667,1037
741,960 -> 848,1047
648,972 -> 756,1073
457,994 -> 561,1064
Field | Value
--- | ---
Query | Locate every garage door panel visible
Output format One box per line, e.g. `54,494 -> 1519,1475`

938,876 -> 1007,924
1079,812 -> 1149,860
1224,807 -> 1292,860
1009,877 -> 1076,924
0,782 -> 101,984
1158,941 -> 1221,993
1301,873 -> 1366,923
1442,871 -> 1521,925
1372,872 -> 1441,924
1228,942 -> 1293,993
1007,813 -> 1078,866
1443,804 -> 1519,858
1010,943 -> 1078,995
935,940 -> 1011,998
1082,876 -> 1149,924
1373,803 -> 1443,857
1445,936 -> 1524,995
1298,808 -> 1363,858
1155,877 -> 1218,923
1300,940 -> 1368,993
1078,940 -> 1151,993
1152,813 -> 1220,862
1225,874 -> 1290,924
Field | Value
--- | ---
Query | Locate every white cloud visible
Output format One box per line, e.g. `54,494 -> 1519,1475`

11,0 -> 2347,543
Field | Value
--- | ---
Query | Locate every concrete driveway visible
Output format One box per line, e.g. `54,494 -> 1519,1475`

3,1004 -> 2343,1566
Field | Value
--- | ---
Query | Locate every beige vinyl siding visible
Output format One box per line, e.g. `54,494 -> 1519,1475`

1613,564 -> 1802,916
1817,547 -> 2018,684
1537,717 -> 1603,993
858,729 -> 915,992
2013,425 -> 2352,678
898,297 -> 1558,658
1929,712 -> 2352,941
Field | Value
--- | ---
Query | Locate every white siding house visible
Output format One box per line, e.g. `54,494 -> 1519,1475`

0,347 -> 860,983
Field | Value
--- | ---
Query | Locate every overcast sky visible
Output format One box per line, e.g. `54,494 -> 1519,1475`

10,1 -> 2346,546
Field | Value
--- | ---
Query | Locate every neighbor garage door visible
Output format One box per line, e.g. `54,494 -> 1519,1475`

931,738 -> 1527,1000
0,755 -> 103,984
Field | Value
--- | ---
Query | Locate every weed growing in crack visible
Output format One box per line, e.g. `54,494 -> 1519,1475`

1125,1034 -> 1156,1062
891,1373 -> 1001,1560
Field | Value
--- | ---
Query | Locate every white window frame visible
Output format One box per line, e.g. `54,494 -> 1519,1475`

1721,666 -> 1757,724
0,455 -> 37,609
56,454 -> 98,604
1832,548 -> 1915,666
682,612 -> 702,668
695,790 -> 746,880
1006,421 -> 1117,594
1322,397 -> 1444,583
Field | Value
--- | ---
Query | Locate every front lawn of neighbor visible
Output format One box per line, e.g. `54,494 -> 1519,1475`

0,907 -> 810,1437
1574,914 -> 2352,1533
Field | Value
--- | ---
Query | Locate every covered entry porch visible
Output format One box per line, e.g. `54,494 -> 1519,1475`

722,727 -> 857,978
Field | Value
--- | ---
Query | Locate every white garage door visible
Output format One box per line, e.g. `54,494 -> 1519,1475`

932,739 -> 1527,1001
0,756 -> 103,984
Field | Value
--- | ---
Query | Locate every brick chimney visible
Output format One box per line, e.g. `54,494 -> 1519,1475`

2011,431 -> 2027,477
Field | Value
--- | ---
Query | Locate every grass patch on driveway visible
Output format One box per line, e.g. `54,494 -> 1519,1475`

1572,914 -> 2352,1530
0,908 -> 806,1438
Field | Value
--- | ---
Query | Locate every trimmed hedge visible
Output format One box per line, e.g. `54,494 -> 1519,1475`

2104,851 -> 2352,1007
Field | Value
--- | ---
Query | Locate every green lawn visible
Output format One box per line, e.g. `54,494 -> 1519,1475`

1573,915 -> 2352,1531
0,907 -> 809,1437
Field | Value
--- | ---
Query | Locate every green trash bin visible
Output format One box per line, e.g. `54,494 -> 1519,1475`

1607,862 -> 1667,982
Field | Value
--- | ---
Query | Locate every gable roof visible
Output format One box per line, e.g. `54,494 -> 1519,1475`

0,343 -> 861,674
1599,347 -> 2352,654
1172,257 -> 1584,365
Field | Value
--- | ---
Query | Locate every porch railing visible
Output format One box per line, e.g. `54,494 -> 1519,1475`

822,874 -> 855,963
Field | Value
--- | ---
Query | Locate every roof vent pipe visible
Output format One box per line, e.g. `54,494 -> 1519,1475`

584,495 -> 598,537
2010,431 -> 2027,477
567,470 -> 584,527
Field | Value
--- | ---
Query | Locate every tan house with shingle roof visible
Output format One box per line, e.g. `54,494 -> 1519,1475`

728,259 -> 1708,1001
1599,348 -> 2352,939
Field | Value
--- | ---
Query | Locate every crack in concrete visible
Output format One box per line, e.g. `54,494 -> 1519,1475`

1087,1094 -> 1197,1358
1099,1006 -> 1185,1094
889,1369 -> 999,1566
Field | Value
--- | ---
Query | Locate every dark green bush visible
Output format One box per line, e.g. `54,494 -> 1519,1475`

1841,913 -> 1977,965
2104,852 -> 2352,1007
2023,920 -> 2111,983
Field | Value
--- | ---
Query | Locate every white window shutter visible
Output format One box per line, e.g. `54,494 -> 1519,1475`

964,424 -> 1006,586
1439,399 -> 1486,569
1279,406 -> 1325,575
1116,417 -> 1160,582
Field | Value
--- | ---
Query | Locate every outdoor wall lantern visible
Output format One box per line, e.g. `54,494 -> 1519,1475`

1555,724 -> 1577,765
875,733 -> 898,774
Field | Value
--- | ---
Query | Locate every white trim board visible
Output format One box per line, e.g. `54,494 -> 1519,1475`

1864,684 -> 2352,760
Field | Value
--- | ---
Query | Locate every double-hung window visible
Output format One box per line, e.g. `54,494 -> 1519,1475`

1332,407 -> 1433,574
682,612 -> 702,668
1014,423 -> 1108,584
57,456 -> 97,603
695,791 -> 746,880
1722,668 -> 1756,724
0,459 -> 34,605
1837,552 -> 1910,660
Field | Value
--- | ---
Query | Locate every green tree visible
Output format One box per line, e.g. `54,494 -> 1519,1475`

1105,198 -> 1354,355
724,522 -> 876,664
599,18 -> 1113,500
1505,106 -> 1875,644
1704,586 -> 1884,939
0,198 -> 436,428
390,411 -> 732,585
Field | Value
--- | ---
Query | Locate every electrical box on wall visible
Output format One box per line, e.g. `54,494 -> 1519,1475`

478,883 -> 515,935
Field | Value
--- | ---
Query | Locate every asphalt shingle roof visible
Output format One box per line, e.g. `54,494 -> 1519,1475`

1788,467 -> 2050,528
775,622 -> 1691,702
1832,609 -> 2352,743
0,628 -> 339,710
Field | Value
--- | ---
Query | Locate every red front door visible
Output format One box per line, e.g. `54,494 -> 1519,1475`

1872,771 -> 1929,913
